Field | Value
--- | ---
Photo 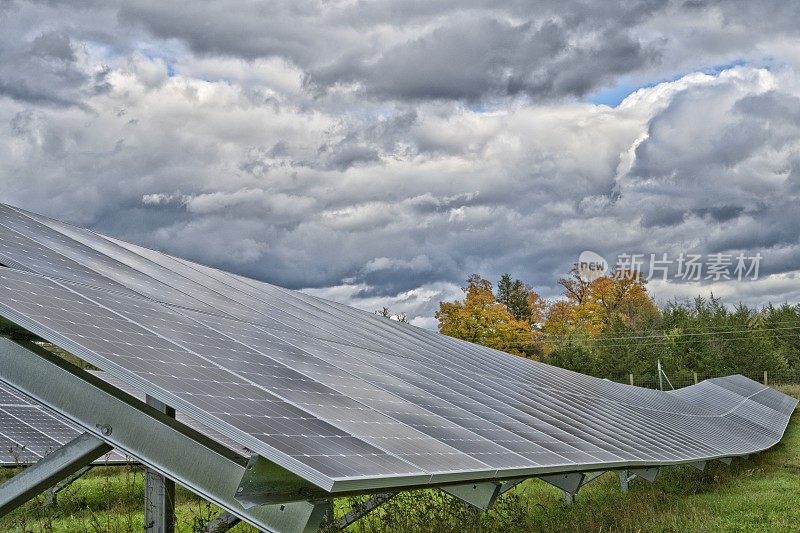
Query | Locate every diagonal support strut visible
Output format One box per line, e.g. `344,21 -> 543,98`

196,511 -> 242,533
337,492 -> 397,530
0,432 -> 111,516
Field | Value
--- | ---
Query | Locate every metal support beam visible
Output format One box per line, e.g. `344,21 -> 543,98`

618,468 -> 657,492
0,432 -> 111,516
337,492 -> 396,530
236,454 -> 331,507
689,461 -> 706,471
196,512 -> 241,533
145,395 -> 176,533
0,338 -> 328,533
441,482 -> 503,510
718,457 -> 732,465
539,472 -> 585,504
628,467 -> 659,482
497,478 -> 525,496
45,465 -> 93,506
581,471 -> 605,486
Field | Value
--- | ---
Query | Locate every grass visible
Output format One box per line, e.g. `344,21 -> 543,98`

2,385 -> 799,533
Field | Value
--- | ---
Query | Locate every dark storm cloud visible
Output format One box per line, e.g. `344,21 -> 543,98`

118,1 -> 666,102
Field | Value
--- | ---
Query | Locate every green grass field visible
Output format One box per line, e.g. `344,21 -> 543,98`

3,385 -> 798,533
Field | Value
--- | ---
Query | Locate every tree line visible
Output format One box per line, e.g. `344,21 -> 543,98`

431,268 -> 800,380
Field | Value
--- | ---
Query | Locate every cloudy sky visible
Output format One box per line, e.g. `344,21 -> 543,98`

2,1 -> 800,328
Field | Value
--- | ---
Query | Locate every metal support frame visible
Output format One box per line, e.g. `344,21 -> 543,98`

0,432 -> 111,515
618,467 -> 659,493
236,454 -> 332,507
337,492 -> 396,530
145,395 -> 176,533
628,467 -> 659,482
537,471 -> 607,504
618,470 -> 631,493
689,461 -> 706,471
539,472 -> 585,504
497,478 -> 525,496
196,511 -> 241,533
0,338 -> 329,533
718,457 -> 732,465
44,465 -> 93,506
441,482 -> 503,510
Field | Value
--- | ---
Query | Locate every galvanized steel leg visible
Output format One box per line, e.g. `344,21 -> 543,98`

618,470 -> 630,493
145,395 -> 176,533
0,432 -> 111,516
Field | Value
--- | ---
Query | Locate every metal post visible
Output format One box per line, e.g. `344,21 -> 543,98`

657,360 -> 663,391
618,470 -> 629,493
629,373 -> 634,386
145,395 -> 176,533
693,372 -> 698,385
764,371 -> 768,385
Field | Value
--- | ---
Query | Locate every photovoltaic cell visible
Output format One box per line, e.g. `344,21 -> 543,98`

0,202 -> 796,493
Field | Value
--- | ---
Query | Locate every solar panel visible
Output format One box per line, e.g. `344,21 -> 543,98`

0,379 -> 125,466
0,202 -> 796,495
0,366 -> 261,467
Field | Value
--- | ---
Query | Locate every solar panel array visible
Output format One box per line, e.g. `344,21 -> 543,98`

0,203 -> 796,492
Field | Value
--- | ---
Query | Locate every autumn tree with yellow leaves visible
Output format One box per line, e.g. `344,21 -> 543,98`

436,275 -> 543,358
543,266 -> 660,337
542,266 -> 661,373
436,268 -> 659,364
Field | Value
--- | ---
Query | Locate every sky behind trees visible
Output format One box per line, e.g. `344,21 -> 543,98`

2,1 -> 800,327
